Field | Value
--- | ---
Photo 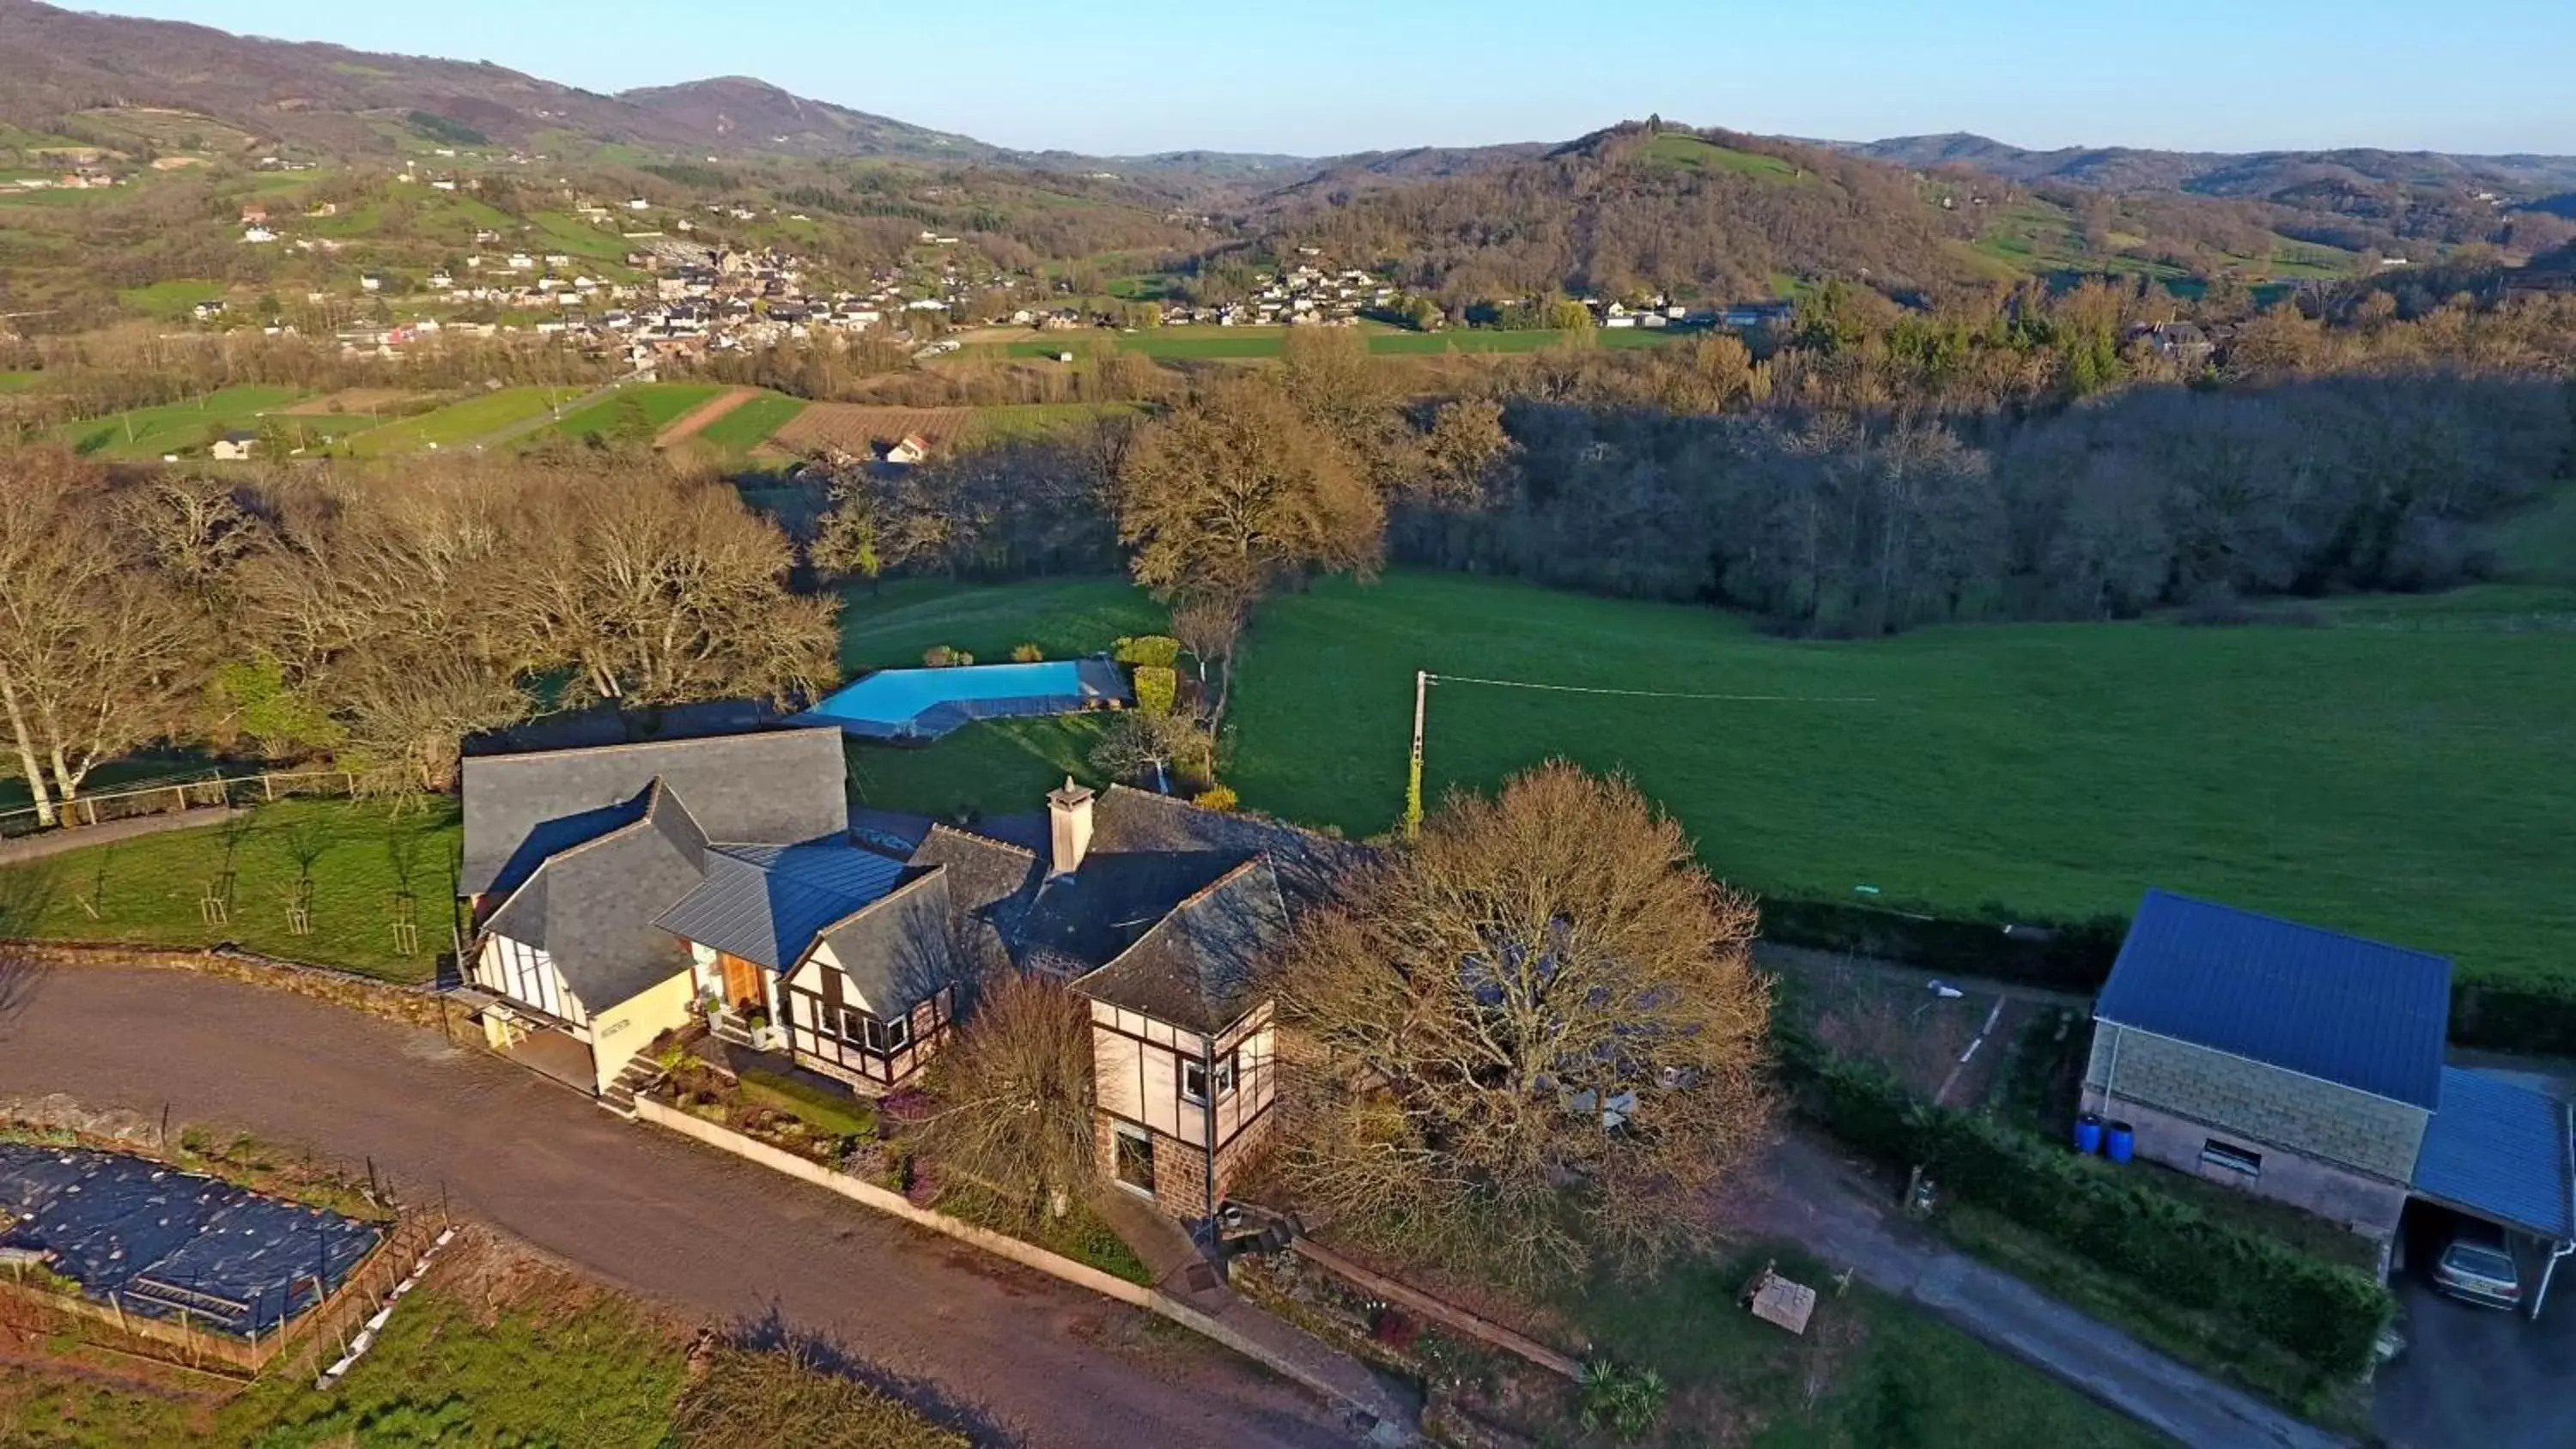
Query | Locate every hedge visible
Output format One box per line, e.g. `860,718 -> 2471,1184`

1112,634 -> 1181,669
1786,1040 -> 2393,1378
1759,895 -> 2127,994
1761,892 -> 2576,1056
1133,665 -> 1177,716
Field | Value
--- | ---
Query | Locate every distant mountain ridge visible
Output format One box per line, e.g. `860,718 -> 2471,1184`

1839,131 -> 2576,199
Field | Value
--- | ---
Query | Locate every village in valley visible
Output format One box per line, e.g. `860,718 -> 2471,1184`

4,3 -> 2576,1448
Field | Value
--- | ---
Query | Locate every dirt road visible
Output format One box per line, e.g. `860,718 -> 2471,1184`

654,385 -> 761,448
0,963 -> 1353,1449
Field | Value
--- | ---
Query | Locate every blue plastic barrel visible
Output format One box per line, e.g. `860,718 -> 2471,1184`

2105,1121 -> 2136,1164
2074,1113 -> 2104,1155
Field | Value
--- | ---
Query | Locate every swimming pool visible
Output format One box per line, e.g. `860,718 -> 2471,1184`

799,659 -> 1128,740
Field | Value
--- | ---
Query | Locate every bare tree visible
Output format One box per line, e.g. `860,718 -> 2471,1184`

1275,762 -> 1772,1288
913,975 -> 1097,1223
1167,597 -> 1243,723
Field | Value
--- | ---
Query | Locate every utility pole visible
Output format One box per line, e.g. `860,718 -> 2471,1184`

1406,670 -> 1430,840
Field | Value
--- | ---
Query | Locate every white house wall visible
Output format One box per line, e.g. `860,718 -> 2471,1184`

475,934 -> 586,1028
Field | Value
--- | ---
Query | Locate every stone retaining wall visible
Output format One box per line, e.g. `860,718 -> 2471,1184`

0,940 -> 451,1034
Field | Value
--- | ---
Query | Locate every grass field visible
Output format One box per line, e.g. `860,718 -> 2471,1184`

694,390 -> 808,457
115,276 -> 223,318
58,384 -> 303,457
833,572 -> 2576,989
965,400 -> 1148,442
1571,1246 -> 2166,1447
547,381 -> 722,441
0,797 -> 460,982
0,1234 -> 963,1448
349,384 -> 587,455
1643,131 -> 1809,184
0,369 -> 41,392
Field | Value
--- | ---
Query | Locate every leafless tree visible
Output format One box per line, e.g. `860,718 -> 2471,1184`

913,975 -> 1098,1224
1275,762 -> 1773,1289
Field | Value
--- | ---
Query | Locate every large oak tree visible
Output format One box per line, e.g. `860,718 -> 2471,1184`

1276,762 -> 1772,1288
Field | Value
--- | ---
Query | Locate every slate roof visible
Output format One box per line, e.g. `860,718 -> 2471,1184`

460,727 -> 848,897
483,781 -> 709,1014
2096,890 -> 2451,1110
2413,1068 -> 2574,1240
908,824 -> 1042,971
817,871 -> 963,1016
1069,859 -> 1290,1034
652,842 -> 906,971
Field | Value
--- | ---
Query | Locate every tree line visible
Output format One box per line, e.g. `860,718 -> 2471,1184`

0,447 -> 832,824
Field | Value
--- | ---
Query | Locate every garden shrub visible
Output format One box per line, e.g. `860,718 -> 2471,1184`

1011,642 -> 1044,663
1133,665 -> 1177,716
1113,634 -> 1182,669
922,645 -> 955,668
1784,1045 -> 2392,1378
1578,1361 -> 1668,1441
1193,785 -> 1239,812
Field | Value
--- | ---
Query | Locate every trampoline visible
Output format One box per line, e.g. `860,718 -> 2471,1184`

0,1143 -> 383,1337
798,658 -> 1128,741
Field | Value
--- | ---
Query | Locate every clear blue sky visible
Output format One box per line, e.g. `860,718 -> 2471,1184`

94,0 -> 2576,157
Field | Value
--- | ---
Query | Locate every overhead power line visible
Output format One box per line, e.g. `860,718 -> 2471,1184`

1425,672 -> 1878,705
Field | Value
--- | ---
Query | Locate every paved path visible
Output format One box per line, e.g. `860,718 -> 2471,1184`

1738,1133 -> 2350,1449
0,807 -> 244,867
655,385 -> 761,449
0,963 -> 1354,1449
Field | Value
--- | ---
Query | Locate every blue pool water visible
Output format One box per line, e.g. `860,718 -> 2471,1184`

799,660 -> 1124,739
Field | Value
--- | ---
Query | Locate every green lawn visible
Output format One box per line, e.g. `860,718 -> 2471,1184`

694,391 -> 808,457
0,797 -> 460,983
350,385 -> 588,455
825,571 -> 2576,991
963,400 -> 1147,442
1571,1246 -> 2166,1447
547,382 -> 723,441
846,717 -> 1109,822
0,369 -> 40,392
836,576 -> 1164,673
58,385 -> 304,458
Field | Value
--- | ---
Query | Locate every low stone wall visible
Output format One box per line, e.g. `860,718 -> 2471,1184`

0,940 -> 451,1034
631,1097 -> 1387,1426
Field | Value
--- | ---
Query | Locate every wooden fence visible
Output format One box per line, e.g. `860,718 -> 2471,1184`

0,768 -> 367,840
0,1208 -> 444,1383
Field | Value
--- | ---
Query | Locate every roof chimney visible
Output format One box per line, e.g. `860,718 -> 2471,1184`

1047,777 -> 1095,876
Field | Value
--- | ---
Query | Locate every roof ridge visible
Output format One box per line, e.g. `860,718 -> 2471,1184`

808,864 -> 948,947
925,821 -> 1037,857
2141,888 -> 2450,966
1087,856 -> 1275,978
465,724 -> 836,768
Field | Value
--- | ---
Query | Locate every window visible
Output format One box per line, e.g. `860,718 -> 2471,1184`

2201,1139 -> 2263,1177
863,1013 -> 909,1053
1183,1052 -> 1237,1106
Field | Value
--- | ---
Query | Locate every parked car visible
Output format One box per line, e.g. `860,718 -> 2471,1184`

2431,1226 -> 2524,1309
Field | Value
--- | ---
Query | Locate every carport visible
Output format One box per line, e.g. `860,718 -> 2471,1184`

2409,1066 -> 2576,1317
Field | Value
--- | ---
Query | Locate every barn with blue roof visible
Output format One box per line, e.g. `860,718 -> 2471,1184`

2084,890 -> 2573,1306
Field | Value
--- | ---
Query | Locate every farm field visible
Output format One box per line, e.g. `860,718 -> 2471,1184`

546,381 -> 722,441
667,388 -> 805,459
349,384 -> 587,456
57,384 -> 302,457
772,402 -> 973,456
0,370 -> 41,392
1643,130 -> 1810,184
279,386 -> 422,416
835,572 -> 2576,991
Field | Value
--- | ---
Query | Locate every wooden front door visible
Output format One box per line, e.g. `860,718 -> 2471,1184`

719,953 -> 762,1011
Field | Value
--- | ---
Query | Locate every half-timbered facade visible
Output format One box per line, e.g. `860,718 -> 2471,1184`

459,728 -> 966,1100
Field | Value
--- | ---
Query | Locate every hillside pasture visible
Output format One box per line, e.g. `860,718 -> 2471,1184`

280,386 -> 423,416
1643,131 -> 1809,184
348,385 -> 586,456
58,384 -> 301,457
115,277 -> 223,318
545,382 -> 722,442
828,572 -> 2576,993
